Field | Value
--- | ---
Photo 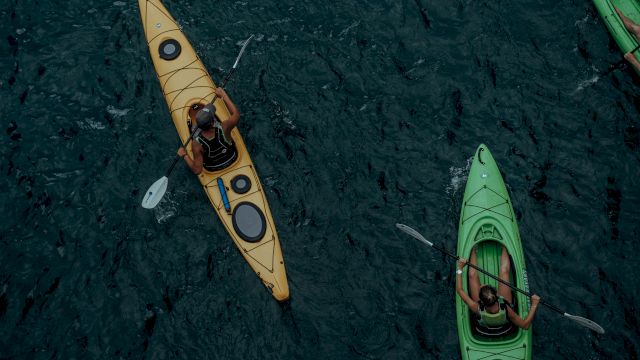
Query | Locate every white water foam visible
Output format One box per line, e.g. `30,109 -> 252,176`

338,21 -> 360,39
154,195 -> 177,224
572,74 -> 600,94
445,156 -> 472,197
77,118 -> 106,130
106,105 -> 132,118
574,15 -> 590,28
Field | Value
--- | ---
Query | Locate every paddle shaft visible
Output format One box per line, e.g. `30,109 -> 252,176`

428,241 -> 565,315
166,130 -> 198,176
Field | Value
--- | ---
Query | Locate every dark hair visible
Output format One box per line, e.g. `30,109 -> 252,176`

479,285 -> 498,306
195,104 -> 218,130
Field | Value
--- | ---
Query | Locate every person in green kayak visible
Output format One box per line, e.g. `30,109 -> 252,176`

614,7 -> 640,72
177,87 -> 239,174
456,246 -> 541,330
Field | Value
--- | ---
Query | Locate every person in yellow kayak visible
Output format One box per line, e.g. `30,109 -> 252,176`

456,246 -> 541,330
177,87 -> 239,174
615,7 -> 640,72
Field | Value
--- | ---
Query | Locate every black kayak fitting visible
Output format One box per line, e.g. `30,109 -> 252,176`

231,174 -> 252,194
159,38 -> 181,60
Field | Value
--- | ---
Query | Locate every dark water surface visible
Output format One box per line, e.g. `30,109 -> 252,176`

1,0 -> 639,358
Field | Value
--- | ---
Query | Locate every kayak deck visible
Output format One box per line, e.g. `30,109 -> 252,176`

456,145 -> 532,360
593,0 -> 640,74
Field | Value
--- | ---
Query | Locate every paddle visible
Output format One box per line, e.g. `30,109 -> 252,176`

141,34 -> 255,209
395,223 -> 605,335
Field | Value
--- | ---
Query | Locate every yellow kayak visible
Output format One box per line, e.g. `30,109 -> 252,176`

138,0 -> 289,301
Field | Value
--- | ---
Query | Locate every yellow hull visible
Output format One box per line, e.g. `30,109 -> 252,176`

138,0 -> 289,301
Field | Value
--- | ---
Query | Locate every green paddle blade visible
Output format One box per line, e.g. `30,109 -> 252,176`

564,313 -> 605,334
142,176 -> 168,209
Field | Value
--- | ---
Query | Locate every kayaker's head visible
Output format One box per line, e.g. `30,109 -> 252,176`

196,104 -> 219,130
479,285 -> 498,306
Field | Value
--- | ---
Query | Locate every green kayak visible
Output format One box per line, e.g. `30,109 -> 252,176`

455,144 -> 533,360
593,0 -> 640,74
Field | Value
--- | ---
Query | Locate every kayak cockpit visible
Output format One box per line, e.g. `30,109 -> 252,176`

468,236 -> 521,341
472,317 -> 515,337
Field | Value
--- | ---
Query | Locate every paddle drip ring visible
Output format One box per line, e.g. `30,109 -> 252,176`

159,39 -> 181,60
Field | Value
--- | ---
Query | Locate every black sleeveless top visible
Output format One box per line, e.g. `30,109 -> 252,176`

197,126 -> 238,171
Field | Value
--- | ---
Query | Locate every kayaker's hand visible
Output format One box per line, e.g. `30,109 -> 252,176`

625,52 -> 635,62
177,147 -> 187,157
531,294 -> 541,306
457,258 -> 468,269
215,87 -> 227,99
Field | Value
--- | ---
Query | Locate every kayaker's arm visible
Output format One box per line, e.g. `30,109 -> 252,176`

616,7 -> 640,72
624,51 -> 640,73
177,141 -> 204,175
456,258 -> 479,313
506,294 -> 541,330
214,87 -> 240,141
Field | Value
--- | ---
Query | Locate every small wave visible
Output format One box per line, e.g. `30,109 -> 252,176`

77,118 -> 106,130
572,75 -> 600,94
267,18 -> 291,25
263,176 -> 278,187
154,196 -> 177,224
338,21 -> 360,39
50,170 -> 82,180
106,105 -> 132,118
574,15 -> 590,28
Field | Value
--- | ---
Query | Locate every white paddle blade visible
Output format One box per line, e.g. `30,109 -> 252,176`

232,34 -> 254,69
564,313 -> 605,334
395,223 -> 434,247
141,176 -> 169,209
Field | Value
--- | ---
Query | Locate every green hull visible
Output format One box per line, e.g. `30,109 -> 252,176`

455,145 -> 532,360
593,0 -> 640,75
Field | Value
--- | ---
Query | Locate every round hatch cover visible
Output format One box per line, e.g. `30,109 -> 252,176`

159,39 -> 181,60
231,175 -> 252,194
232,202 -> 266,243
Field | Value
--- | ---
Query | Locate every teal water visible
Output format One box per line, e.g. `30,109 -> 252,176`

1,0 -> 639,358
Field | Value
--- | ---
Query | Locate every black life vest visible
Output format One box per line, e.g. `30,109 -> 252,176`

197,126 -> 238,171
